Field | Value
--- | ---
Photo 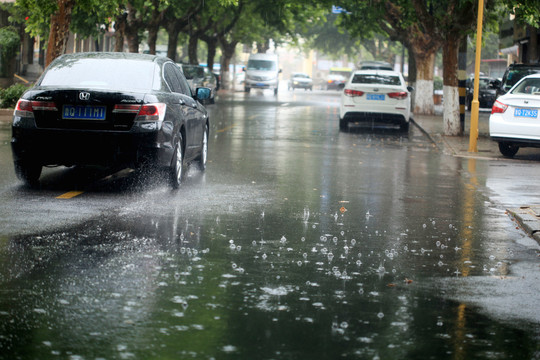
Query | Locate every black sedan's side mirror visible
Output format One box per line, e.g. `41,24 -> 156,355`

195,87 -> 211,101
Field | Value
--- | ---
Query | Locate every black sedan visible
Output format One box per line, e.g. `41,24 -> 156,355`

11,52 -> 211,188
465,76 -> 497,109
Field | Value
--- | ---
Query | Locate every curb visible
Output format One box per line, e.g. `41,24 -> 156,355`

507,207 -> 540,245
410,118 -> 442,151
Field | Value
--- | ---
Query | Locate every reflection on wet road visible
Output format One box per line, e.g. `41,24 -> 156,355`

0,90 -> 538,359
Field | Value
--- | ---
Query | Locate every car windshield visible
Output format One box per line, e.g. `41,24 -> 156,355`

294,74 -> 310,79
247,60 -> 276,71
39,58 -> 156,91
478,78 -> 493,89
511,78 -> 540,95
182,66 -> 205,79
352,74 -> 401,86
505,69 -> 540,90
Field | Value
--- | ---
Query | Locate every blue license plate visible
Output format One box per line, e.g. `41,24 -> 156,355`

367,94 -> 385,101
63,105 -> 106,120
514,108 -> 538,118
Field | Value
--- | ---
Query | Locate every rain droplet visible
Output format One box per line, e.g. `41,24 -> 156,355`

377,312 -> 384,319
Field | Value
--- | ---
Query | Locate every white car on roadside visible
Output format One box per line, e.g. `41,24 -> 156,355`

489,73 -> 540,157
339,70 -> 413,131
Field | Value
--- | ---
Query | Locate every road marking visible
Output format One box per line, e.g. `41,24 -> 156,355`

56,191 -> 84,199
217,124 -> 237,133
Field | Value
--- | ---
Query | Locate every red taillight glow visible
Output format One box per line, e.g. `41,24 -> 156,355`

138,104 -> 160,117
344,89 -> 364,97
137,103 -> 166,121
491,100 -> 508,114
112,104 -> 140,114
15,99 -> 57,117
113,103 -> 166,121
387,91 -> 408,100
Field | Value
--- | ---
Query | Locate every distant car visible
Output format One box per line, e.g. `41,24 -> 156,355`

179,64 -> 216,104
339,70 -> 413,131
496,63 -> 540,98
466,76 -> 498,109
489,73 -> 540,157
288,72 -> 313,91
326,74 -> 346,90
359,61 -> 393,71
11,52 -> 211,188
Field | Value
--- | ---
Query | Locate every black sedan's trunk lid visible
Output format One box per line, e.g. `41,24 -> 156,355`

29,89 -> 146,131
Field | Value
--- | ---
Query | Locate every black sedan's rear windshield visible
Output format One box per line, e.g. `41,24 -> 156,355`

352,74 -> 401,86
39,59 -> 157,91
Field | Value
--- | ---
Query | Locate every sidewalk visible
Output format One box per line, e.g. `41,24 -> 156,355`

411,107 -> 500,159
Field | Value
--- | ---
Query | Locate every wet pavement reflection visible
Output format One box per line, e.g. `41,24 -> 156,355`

0,90 -> 538,359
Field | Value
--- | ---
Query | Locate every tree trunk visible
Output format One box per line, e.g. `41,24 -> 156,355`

219,37 -> 238,90
528,25 -> 538,63
167,26 -> 180,61
147,25 -> 159,55
256,40 -> 269,53
188,35 -> 199,64
205,38 -> 217,71
443,35 -> 462,136
114,13 -> 126,52
45,0 -> 75,67
125,3 -> 141,53
412,50 -> 436,115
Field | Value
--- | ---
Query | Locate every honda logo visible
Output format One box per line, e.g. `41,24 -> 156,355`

79,92 -> 90,101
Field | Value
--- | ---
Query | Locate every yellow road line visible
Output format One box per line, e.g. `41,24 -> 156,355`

56,191 -> 84,199
217,124 -> 237,133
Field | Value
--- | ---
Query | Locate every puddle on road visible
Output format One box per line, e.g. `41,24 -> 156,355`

0,195 -> 537,359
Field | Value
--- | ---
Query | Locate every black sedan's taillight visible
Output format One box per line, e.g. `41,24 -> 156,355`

14,99 -> 58,118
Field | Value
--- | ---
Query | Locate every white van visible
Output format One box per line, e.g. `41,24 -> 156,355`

244,53 -> 281,95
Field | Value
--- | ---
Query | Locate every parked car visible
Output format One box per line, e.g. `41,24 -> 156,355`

465,76 -> 498,109
288,72 -> 313,91
179,64 -> 217,104
489,73 -> 540,157
326,74 -> 346,90
496,63 -> 540,98
339,70 -> 413,131
359,61 -> 393,71
11,52 -> 211,188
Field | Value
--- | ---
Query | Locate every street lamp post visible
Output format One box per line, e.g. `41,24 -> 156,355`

468,0 -> 484,153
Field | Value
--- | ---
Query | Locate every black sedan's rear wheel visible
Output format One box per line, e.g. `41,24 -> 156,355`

498,142 -> 519,158
14,160 -> 42,186
169,134 -> 185,189
196,124 -> 208,171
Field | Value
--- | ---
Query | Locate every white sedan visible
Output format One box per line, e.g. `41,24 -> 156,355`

489,74 -> 540,157
339,70 -> 413,131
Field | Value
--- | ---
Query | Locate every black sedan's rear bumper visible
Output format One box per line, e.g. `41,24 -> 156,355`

11,117 -> 174,169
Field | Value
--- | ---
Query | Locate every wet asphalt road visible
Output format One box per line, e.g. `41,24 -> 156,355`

0,89 -> 539,359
